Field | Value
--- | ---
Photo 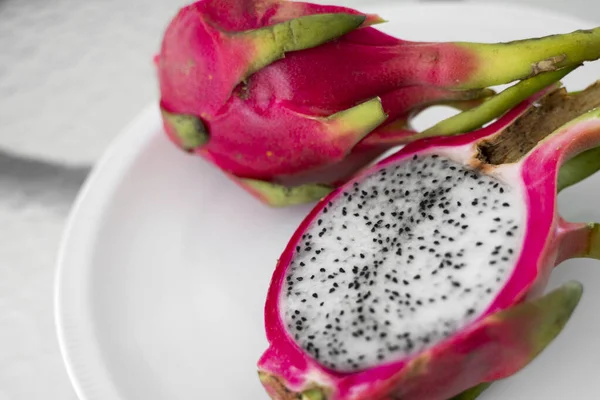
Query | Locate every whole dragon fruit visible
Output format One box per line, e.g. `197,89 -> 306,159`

257,80 -> 600,399
157,0 -> 600,206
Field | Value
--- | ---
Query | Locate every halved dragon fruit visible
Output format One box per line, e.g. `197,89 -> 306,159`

257,80 -> 600,399
157,0 -> 600,206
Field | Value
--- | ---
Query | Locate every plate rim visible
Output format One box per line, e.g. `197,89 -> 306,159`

53,2 -> 599,399
54,102 -> 161,400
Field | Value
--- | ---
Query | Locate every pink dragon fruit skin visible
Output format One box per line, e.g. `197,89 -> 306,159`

257,83 -> 600,399
157,0 -> 600,206
157,0 -> 382,117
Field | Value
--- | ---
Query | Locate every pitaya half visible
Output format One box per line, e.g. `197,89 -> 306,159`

257,80 -> 600,399
157,0 -> 600,206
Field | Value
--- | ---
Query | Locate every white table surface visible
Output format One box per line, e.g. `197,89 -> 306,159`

0,0 -> 599,399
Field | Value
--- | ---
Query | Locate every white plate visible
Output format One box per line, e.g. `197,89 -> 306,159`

55,3 -> 600,400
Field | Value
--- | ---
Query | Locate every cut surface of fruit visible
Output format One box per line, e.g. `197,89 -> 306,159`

259,81 -> 600,399
283,154 -> 525,371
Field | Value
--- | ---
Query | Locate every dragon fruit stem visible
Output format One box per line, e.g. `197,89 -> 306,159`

458,27 -> 600,89
556,222 -> 600,265
244,13 -> 366,77
239,178 -> 332,207
360,70 -> 567,149
357,88 -> 495,149
450,383 -> 492,400
379,86 -> 495,123
473,280 -> 583,385
557,146 -> 600,192
302,388 -> 325,400
160,109 -> 208,151
434,90 -> 496,112
419,67 -> 576,139
326,97 -> 387,145
265,0 -> 385,28
586,223 -> 600,259
523,281 -> 583,352
258,370 -> 328,400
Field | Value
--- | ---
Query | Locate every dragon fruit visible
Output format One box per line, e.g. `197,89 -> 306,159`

257,80 -> 600,399
157,0 -> 600,206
